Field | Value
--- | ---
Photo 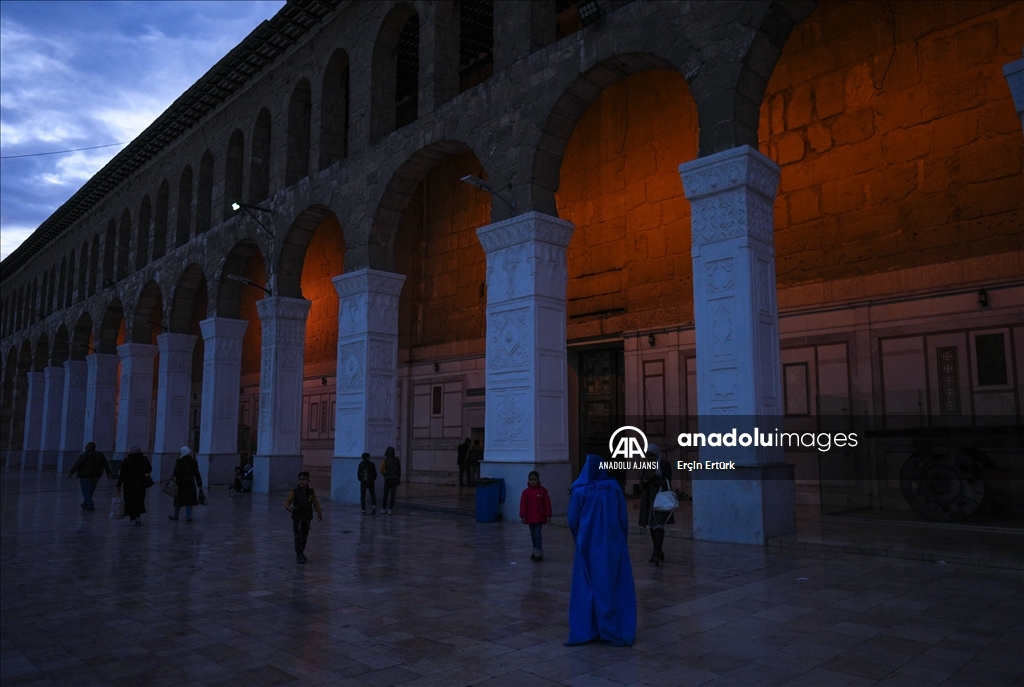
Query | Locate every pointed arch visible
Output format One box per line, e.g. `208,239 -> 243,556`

286,79 -> 312,186
320,50 -> 350,170
133,281 -> 164,344
197,150 -> 214,235
176,165 -> 193,247
371,4 -> 419,141
250,109 -> 272,203
117,209 -> 131,280
169,265 -> 208,334
137,195 -> 152,270
225,130 -> 245,220
98,299 -> 124,354
153,181 -> 169,260
52,325 -> 70,367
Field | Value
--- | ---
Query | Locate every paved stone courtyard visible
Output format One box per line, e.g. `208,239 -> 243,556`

1,469 -> 1021,687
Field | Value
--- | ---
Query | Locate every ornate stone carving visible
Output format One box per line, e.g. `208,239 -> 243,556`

489,308 -> 530,369
369,340 -> 393,371
711,368 -> 738,401
337,342 -> 365,391
678,145 -> 780,202
368,375 -> 394,422
710,301 -> 734,360
477,212 -> 574,254
706,258 -> 735,294
336,410 -> 359,451
494,394 -> 525,442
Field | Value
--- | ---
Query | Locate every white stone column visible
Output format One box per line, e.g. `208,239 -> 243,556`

330,269 -> 405,503
114,343 -> 158,460
254,297 -> 311,493
21,371 -> 44,469
38,365 -> 64,469
152,333 -> 196,481
83,353 -> 119,455
58,360 -> 88,472
679,144 -> 795,545
197,318 -> 247,489
476,211 -> 575,520
1003,54 -> 1024,130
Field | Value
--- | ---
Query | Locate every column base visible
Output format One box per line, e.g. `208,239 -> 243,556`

57,450 -> 79,474
150,452 -> 179,483
480,461 -> 573,521
691,464 -> 795,545
253,454 -> 304,494
331,456 -> 367,503
21,450 -> 40,470
197,453 -> 241,490
38,450 -> 58,470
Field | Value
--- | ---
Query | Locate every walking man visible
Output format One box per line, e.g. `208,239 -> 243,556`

68,442 -> 111,511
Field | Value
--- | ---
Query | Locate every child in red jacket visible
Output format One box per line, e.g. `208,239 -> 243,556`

519,471 -> 553,561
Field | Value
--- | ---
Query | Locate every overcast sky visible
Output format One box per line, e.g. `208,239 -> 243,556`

0,0 -> 285,261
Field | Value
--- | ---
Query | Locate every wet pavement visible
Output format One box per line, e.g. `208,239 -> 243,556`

2,468 -> 1022,686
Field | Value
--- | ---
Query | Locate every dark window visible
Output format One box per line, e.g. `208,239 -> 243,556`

320,51 -> 350,170
976,333 -> 1008,386
395,15 -> 420,129
459,0 -> 493,93
197,151 -> 214,234
431,384 -> 443,416
250,109 -> 272,203
286,80 -> 312,186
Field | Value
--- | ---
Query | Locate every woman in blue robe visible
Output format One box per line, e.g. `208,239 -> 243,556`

565,454 -> 637,647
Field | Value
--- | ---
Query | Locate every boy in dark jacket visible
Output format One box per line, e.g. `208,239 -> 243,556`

357,452 -> 377,514
381,447 -> 401,514
68,442 -> 111,511
285,471 -> 323,564
519,471 -> 553,561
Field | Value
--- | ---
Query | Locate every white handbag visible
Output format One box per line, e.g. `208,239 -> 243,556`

652,480 -> 678,512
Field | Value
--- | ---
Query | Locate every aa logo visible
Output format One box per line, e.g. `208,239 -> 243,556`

609,426 -> 648,460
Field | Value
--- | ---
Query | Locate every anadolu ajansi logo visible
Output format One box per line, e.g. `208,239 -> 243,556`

609,426 -> 648,460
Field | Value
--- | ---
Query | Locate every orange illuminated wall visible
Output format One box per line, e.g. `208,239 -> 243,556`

239,257 -> 265,377
396,152 -> 490,350
556,70 -> 699,332
760,0 -> 1023,285
301,214 -> 345,365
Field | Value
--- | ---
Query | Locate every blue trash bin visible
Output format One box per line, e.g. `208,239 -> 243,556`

475,478 -> 506,523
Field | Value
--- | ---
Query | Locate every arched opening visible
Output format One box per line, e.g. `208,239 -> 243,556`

250,109 -> 272,203
225,130 -> 245,220
98,299 -> 125,356
392,151 -> 491,353
57,258 -> 67,311
458,0 -> 493,93
134,280 -> 164,452
153,181 -> 169,260
218,242 -> 266,456
548,66 -> 700,470
320,50 -> 350,170
176,165 -> 193,247
70,312 -> 93,362
29,279 -> 37,326
98,299 -> 126,453
89,235 -> 99,296
9,341 -> 32,453
117,209 -> 131,281
197,150 -> 215,235
371,4 -> 419,140
65,250 -> 76,306
286,79 -> 312,186
170,265 -> 208,452
103,220 -> 116,286
137,195 -> 152,270
0,347 -> 17,453
33,333 -> 49,373
77,242 -> 89,303
52,325 -> 69,368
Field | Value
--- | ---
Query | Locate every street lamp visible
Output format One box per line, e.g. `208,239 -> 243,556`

227,273 -> 272,296
459,175 -> 516,217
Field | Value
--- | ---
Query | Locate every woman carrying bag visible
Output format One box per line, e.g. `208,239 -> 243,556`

638,444 -> 676,566
169,446 -> 203,522
117,445 -> 153,525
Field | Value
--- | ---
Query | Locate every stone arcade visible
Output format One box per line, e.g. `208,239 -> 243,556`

2,1 -> 1022,545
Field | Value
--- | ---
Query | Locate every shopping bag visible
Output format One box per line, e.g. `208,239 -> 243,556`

109,495 -> 125,519
162,477 -> 178,498
652,481 -> 679,513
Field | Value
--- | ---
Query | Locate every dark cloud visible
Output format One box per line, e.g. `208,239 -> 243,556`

0,0 -> 285,259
